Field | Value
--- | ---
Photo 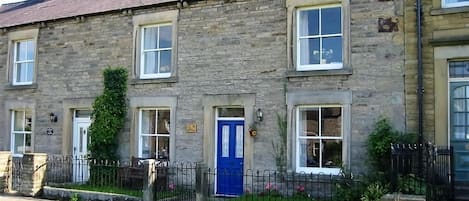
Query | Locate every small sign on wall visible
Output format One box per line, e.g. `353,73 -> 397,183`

186,122 -> 197,133
378,17 -> 399,32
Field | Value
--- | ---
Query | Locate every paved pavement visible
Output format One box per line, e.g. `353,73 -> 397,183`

0,195 -> 56,201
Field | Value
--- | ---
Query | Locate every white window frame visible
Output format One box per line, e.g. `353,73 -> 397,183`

442,0 -> 469,8
10,110 -> 33,157
295,105 -> 343,174
296,5 -> 343,71
140,24 -> 172,79
13,39 -> 35,85
137,108 -> 171,160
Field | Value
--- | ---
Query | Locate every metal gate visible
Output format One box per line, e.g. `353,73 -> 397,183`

11,157 -> 23,192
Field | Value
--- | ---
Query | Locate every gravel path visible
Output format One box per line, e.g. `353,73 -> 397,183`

0,195 -> 57,201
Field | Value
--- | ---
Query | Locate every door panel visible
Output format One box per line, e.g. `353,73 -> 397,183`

73,119 -> 91,183
450,82 -> 469,181
216,120 -> 244,196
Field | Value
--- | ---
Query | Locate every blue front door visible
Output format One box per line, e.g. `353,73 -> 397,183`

216,120 -> 244,195
450,82 -> 469,181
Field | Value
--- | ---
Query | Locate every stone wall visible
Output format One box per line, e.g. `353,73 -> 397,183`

19,153 -> 47,196
0,151 -> 11,193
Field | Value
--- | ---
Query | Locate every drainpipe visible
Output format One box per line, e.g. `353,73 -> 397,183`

416,0 -> 423,146
416,0 -> 424,176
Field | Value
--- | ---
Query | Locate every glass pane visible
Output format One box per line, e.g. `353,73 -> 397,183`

75,110 -> 92,118
299,139 -> 320,167
141,110 -> 156,134
157,136 -> 169,160
13,111 -> 25,131
27,40 -> 35,60
322,36 -> 342,64
24,133 -> 31,153
299,38 -> 320,65
235,125 -> 243,158
16,41 -> 27,61
321,107 -> 342,137
26,62 -> 34,82
299,108 -> 319,137
24,111 -> 32,131
454,86 -> 466,98
143,51 -> 158,74
299,9 -> 319,36
454,100 -> 465,112
322,139 -> 342,168
16,63 -> 27,82
454,127 -> 465,139
455,113 -> 466,126
143,27 -> 157,50
159,25 -> 172,48
321,7 -> 341,35
222,125 -> 229,157
449,61 -> 469,78
159,50 -> 172,74
14,134 -> 25,154
218,108 -> 244,118
79,128 -> 84,152
157,110 -> 170,134
141,136 -> 156,158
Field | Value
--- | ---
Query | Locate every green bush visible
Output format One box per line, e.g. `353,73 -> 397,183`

88,67 -> 128,161
360,182 -> 388,201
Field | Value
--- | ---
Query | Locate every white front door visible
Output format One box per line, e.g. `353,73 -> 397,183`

73,117 -> 91,183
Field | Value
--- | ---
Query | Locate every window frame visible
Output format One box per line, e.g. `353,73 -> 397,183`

12,39 -> 35,86
295,105 -> 343,174
296,5 -> 343,71
137,108 -> 171,160
10,110 -> 33,157
139,23 -> 173,79
442,0 -> 469,8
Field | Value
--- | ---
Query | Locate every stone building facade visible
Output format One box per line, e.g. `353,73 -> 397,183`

0,0 -> 406,183
404,0 -> 469,181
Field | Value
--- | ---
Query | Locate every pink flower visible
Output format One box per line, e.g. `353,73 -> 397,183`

169,183 -> 175,191
296,185 -> 305,192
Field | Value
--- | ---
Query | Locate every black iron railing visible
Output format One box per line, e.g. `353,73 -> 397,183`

391,143 -> 454,201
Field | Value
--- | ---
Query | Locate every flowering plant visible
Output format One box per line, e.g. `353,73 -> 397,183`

259,182 -> 281,197
294,185 -> 310,198
168,183 -> 176,192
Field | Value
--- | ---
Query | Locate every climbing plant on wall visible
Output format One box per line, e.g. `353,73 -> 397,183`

88,67 -> 128,161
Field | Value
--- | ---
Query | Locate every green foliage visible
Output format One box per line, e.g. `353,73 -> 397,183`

88,67 -> 128,161
332,170 -> 367,201
360,182 -> 388,201
70,193 -> 80,201
272,113 -> 287,173
398,174 -> 426,195
367,118 -> 417,174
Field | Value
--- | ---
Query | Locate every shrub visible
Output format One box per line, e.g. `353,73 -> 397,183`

88,67 -> 128,161
361,182 -> 388,201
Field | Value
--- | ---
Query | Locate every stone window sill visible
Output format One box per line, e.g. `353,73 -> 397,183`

130,77 -> 178,85
431,6 -> 469,15
4,83 -> 38,90
286,68 -> 352,78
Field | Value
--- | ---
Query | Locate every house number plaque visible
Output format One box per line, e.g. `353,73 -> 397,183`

186,122 -> 197,133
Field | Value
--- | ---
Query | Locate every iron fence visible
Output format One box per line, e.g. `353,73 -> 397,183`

45,155 -> 145,195
391,143 -> 454,201
11,157 -> 22,192
154,162 -> 197,201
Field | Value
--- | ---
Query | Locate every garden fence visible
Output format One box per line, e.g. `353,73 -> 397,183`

391,143 -> 454,201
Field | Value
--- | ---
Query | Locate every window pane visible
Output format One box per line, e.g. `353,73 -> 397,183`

454,127 -> 465,139
299,38 -> 320,65
159,25 -> 172,48
16,41 -> 27,61
141,110 -> 156,134
322,139 -> 342,168
25,110 -> 32,131
299,9 -> 319,36
321,7 -> 341,35
449,61 -> 469,78
455,113 -> 466,126
157,136 -> 169,160
235,125 -> 244,158
75,110 -> 92,118
454,100 -> 465,112
321,107 -> 341,137
159,50 -> 172,74
13,111 -> 25,131
322,36 -> 342,64
141,136 -> 156,158
218,108 -> 244,118
13,134 -> 25,154
157,110 -> 170,134
27,40 -> 35,60
143,51 -> 158,74
299,139 -> 320,167
26,62 -> 34,82
454,86 -> 466,98
299,108 -> 319,137
222,125 -> 229,157
24,133 -> 31,153
143,27 -> 157,50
